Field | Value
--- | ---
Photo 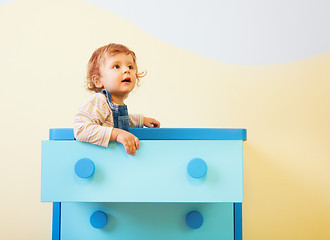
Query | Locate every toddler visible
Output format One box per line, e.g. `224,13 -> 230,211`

74,43 -> 160,155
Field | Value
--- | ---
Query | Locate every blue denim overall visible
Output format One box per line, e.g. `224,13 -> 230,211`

102,90 -> 130,132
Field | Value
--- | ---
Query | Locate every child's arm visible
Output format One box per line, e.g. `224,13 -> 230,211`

74,94 -> 113,148
74,93 -> 140,155
129,114 -> 144,128
129,114 -> 160,128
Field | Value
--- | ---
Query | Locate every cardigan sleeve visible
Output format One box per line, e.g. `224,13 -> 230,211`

73,93 -> 113,147
129,114 -> 144,128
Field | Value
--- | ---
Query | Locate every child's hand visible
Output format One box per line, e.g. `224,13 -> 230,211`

143,117 -> 160,128
111,128 -> 139,155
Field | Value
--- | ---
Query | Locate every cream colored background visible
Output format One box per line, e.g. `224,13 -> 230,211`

0,0 -> 329,239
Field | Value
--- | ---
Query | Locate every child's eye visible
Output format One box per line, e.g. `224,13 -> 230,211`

128,65 -> 134,70
113,64 -> 120,69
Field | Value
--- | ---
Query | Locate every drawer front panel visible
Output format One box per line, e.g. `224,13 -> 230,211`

41,140 -> 242,202
61,202 -> 234,240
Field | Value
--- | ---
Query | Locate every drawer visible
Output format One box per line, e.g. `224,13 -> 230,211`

61,202 -> 234,240
41,140 -> 243,202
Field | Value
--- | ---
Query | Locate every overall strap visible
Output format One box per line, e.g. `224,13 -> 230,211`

102,90 -> 130,131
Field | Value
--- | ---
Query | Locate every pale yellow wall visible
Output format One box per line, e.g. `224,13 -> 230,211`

0,0 -> 329,239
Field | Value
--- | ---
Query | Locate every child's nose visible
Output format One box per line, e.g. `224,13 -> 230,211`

123,67 -> 130,73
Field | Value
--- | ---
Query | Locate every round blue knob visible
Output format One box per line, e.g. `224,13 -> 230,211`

90,211 -> 108,229
187,158 -> 207,178
74,158 -> 95,178
186,211 -> 204,229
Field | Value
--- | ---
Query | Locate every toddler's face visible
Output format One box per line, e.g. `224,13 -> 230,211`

95,53 -> 137,101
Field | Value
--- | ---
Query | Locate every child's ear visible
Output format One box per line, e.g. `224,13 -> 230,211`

92,76 -> 103,88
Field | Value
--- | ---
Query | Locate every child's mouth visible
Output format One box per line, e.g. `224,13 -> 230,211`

122,78 -> 131,83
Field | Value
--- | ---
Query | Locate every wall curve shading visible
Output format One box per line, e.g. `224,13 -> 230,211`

84,0 -> 330,65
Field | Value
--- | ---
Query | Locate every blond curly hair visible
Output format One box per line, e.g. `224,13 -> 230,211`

86,43 -> 146,92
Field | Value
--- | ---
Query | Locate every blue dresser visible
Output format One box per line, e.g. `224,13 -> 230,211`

41,128 -> 246,240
